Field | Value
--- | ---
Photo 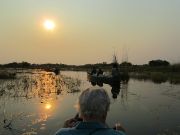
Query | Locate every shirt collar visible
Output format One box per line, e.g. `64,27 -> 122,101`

75,122 -> 108,129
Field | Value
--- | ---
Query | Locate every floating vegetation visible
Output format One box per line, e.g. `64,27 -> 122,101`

0,70 -> 82,135
21,128 -> 37,135
0,70 -> 81,99
61,75 -> 81,93
0,107 -> 26,134
0,70 -> 16,79
2,112 -> 24,130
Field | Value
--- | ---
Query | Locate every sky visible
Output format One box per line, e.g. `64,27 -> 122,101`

0,0 -> 180,65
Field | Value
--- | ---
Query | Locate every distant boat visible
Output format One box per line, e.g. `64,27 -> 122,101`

54,68 -> 60,75
87,72 -> 129,85
88,54 -> 129,84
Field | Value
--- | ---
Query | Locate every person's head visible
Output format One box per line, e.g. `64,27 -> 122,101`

77,87 -> 110,123
112,63 -> 118,68
92,66 -> 96,70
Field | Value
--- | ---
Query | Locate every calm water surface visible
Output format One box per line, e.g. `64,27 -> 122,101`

0,70 -> 180,135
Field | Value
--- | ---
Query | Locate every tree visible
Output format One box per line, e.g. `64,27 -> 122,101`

20,61 -> 31,68
148,60 -> 170,66
120,61 -> 132,66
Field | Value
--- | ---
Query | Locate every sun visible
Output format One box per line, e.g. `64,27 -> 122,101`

43,19 -> 55,30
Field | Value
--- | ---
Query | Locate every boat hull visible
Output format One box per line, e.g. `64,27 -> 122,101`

87,72 -> 129,85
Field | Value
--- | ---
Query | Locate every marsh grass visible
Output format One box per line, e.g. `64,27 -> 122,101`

130,72 -> 180,84
0,70 -> 82,135
0,70 -> 16,79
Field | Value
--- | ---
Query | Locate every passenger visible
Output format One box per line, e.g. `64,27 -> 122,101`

97,68 -> 103,76
112,63 -> 120,81
91,67 -> 97,75
54,87 -> 126,135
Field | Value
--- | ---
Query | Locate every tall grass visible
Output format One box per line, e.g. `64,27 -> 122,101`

130,72 -> 180,84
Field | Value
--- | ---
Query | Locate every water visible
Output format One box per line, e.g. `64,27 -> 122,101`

0,70 -> 180,135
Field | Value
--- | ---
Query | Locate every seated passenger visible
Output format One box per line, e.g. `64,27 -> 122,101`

97,68 -> 104,76
91,67 -> 97,75
55,87 -> 126,135
112,63 -> 120,80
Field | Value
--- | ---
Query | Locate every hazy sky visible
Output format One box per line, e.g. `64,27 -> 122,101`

0,0 -> 180,65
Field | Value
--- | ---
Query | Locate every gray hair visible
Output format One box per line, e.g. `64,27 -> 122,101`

77,87 -> 110,118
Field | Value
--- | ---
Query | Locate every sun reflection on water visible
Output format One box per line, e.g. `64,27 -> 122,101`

45,103 -> 52,110
0,70 -> 82,135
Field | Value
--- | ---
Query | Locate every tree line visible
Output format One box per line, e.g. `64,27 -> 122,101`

0,60 -> 180,72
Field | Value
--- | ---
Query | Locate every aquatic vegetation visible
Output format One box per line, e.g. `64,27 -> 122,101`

61,75 -> 81,93
0,70 -> 16,79
0,70 -> 179,135
21,129 -> 37,135
150,72 -> 168,83
0,70 -> 83,135
130,72 -> 180,84
0,70 -> 81,99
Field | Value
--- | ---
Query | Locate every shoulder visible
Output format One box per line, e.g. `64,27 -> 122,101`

105,129 -> 126,135
93,128 -> 125,135
54,127 -> 75,135
54,128 -> 126,135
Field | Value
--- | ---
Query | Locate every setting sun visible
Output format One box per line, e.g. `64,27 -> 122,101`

43,19 -> 55,30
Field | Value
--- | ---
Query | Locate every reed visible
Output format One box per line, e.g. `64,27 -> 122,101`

130,72 -> 180,84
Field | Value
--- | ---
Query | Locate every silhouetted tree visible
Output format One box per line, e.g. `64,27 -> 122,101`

149,60 -> 170,66
21,61 -> 31,68
3,62 -> 31,68
4,62 -> 18,68
120,62 -> 132,66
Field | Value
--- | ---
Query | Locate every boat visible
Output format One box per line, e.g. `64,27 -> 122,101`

87,54 -> 129,84
88,73 -> 112,84
87,72 -> 129,85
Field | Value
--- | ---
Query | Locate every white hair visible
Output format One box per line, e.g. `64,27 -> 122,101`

77,87 -> 110,118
